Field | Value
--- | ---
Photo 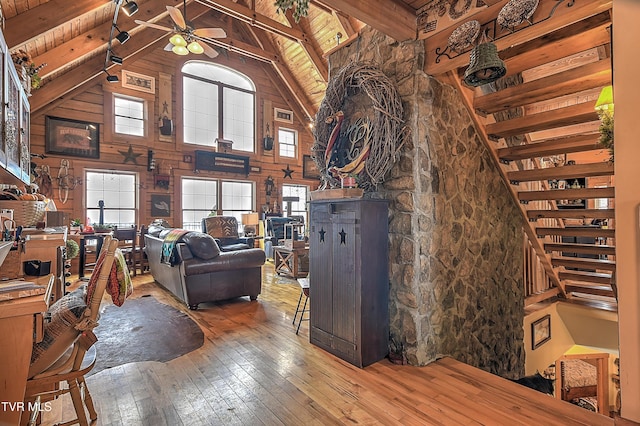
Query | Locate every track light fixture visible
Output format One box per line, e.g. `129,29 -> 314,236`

121,0 -> 139,17
104,69 -> 119,82
113,25 -> 130,44
109,51 -> 123,65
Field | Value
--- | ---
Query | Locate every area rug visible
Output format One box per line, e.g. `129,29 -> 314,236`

89,295 -> 204,375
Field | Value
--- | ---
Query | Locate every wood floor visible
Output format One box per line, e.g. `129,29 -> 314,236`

42,263 -> 614,426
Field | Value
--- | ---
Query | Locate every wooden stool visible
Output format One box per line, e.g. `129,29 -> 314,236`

293,277 -> 309,335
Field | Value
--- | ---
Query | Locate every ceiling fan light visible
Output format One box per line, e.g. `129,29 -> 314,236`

172,44 -> 189,56
122,1 -> 139,17
187,41 -> 204,54
169,33 -> 187,47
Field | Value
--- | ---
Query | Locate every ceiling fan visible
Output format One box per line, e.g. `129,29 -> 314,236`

135,0 -> 226,58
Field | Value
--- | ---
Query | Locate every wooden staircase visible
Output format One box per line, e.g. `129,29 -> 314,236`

440,1 -> 616,311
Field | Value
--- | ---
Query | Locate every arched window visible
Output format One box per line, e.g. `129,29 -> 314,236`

182,61 -> 256,152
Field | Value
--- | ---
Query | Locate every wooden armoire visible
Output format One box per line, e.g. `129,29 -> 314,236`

309,198 -> 389,367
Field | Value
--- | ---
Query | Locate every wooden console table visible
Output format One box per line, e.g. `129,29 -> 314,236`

274,245 -> 309,278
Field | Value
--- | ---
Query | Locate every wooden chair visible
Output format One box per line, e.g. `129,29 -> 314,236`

23,237 -> 119,426
136,224 -> 149,274
555,352 -> 609,415
113,226 -> 137,276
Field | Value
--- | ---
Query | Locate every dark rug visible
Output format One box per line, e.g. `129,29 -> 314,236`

89,295 -> 204,375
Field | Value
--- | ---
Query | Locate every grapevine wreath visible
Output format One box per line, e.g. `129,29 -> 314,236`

311,62 -> 407,192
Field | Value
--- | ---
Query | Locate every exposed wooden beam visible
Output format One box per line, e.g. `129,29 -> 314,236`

30,30 -> 167,113
32,0 -> 182,80
486,102 -> 599,140
318,0 -> 416,41
195,0 -> 307,42
496,133 -> 601,161
285,9 -> 328,81
425,0 -> 612,75
475,59 -> 611,115
5,0 -> 111,49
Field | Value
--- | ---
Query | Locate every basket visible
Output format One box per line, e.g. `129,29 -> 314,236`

0,200 -> 47,227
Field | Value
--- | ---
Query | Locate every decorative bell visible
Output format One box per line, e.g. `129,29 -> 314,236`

463,41 -> 507,87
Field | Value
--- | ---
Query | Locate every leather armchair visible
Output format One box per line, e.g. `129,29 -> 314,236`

201,216 -> 255,251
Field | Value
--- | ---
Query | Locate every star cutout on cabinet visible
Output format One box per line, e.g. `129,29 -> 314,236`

282,164 -> 294,179
339,228 -> 346,245
119,144 -> 142,165
319,228 -> 326,243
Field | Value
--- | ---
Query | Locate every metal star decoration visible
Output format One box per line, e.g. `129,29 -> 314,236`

282,164 -> 294,179
119,144 -> 142,165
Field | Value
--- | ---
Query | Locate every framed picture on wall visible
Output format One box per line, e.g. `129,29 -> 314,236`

303,155 -> 320,180
531,314 -> 551,350
122,70 -> 155,94
151,194 -> 171,217
274,107 -> 293,124
45,116 -> 100,159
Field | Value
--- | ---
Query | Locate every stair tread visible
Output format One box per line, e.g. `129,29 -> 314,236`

520,187 -> 615,201
527,209 -> 615,219
536,227 -> 615,237
545,243 -> 616,256
508,162 -> 614,183
552,256 -> 615,265
561,296 -> 617,312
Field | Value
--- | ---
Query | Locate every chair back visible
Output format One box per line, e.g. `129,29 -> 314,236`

113,226 -> 137,250
202,216 -> 240,239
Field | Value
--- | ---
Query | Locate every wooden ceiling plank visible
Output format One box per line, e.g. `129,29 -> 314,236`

318,0 -> 416,41
475,59 -> 611,115
285,9 -> 328,81
5,0 -> 111,49
425,0 -> 612,75
195,0 -> 307,42
497,133 -> 601,161
486,102 -> 599,140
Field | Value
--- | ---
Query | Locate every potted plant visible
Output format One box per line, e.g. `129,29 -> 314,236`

93,223 -> 113,234
70,219 -> 82,234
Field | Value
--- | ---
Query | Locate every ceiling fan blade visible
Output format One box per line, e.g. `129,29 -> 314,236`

201,42 -> 219,59
194,27 -> 227,39
166,5 -> 186,30
134,19 -> 173,32
164,43 -> 174,52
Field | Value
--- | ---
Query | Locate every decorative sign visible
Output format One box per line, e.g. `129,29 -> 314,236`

151,194 -> 171,217
122,70 -> 155,94
45,116 -> 100,159
158,72 -> 173,141
194,150 -> 250,175
274,107 -> 293,123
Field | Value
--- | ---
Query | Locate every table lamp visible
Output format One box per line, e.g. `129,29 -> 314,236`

241,212 -> 260,237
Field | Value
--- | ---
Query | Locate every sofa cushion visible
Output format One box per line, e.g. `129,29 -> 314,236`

182,232 -> 220,259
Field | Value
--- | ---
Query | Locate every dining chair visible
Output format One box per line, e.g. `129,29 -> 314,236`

113,226 -> 137,276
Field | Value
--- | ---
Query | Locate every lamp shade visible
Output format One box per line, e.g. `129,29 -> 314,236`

187,41 -> 204,54
595,85 -> 614,113
115,30 -> 130,44
169,33 -> 187,47
172,44 -> 189,56
122,1 -> 139,17
241,213 -> 260,226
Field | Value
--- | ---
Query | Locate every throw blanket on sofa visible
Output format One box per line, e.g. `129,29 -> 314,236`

161,229 -> 190,266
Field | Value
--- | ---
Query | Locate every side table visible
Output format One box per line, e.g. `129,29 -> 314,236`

274,245 -> 309,278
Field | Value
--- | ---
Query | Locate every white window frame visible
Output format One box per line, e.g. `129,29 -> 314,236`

113,93 -> 146,137
282,184 -> 308,221
278,127 -> 298,159
85,170 -> 138,227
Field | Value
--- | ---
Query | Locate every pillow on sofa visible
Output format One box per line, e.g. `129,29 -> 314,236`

183,232 -> 220,259
29,286 -> 87,378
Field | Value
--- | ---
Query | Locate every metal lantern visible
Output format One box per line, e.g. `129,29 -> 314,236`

463,41 -> 507,87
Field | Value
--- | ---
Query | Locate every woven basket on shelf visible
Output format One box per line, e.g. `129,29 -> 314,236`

0,200 -> 47,227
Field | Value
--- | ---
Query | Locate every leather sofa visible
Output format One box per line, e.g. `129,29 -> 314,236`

144,230 -> 265,310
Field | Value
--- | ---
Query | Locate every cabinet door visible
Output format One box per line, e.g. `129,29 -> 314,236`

0,39 -> 6,168
19,90 -> 30,183
309,203 -> 334,336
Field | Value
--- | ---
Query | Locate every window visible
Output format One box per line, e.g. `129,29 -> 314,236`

278,128 -> 297,158
114,94 -> 145,136
85,171 -> 137,227
282,184 -> 308,220
182,62 -> 255,152
181,178 -> 218,231
181,177 -> 254,231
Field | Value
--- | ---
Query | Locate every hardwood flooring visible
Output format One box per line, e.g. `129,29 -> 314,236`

41,263 -> 614,426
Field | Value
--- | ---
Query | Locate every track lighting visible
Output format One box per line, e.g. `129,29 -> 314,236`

121,0 -> 139,17
114,25 -> 130,44
109,52 -> 123,65
104,69 -> 119,82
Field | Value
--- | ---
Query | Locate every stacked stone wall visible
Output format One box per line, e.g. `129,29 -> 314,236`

329,27 -> 524,377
